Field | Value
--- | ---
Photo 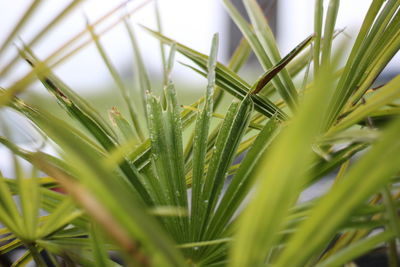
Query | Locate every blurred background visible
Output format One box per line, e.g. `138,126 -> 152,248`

0,0 -> 399,175
2,0 -> 399,92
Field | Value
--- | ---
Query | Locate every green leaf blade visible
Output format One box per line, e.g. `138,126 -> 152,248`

275,116 -> 400,267
206,117 -> 281,240
190,34 -> 219,242
199,96 -> 253,240
223,0 -> 298,111
230,63 -> 337,267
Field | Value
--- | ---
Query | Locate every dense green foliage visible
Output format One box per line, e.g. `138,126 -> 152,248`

0,0 -> 400,266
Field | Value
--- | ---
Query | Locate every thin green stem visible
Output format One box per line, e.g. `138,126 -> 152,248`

27,244 -> 46,267
314,0 -> 323,76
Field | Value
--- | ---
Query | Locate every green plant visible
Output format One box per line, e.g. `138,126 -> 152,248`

0,0 -> 400,266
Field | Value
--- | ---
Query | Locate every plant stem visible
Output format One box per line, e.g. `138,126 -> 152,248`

27,244 -> 47,267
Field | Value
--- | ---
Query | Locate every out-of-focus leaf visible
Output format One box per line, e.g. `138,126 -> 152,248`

90,224 -> 111,267
0,0 -> 115,77
124,18 -> 151,136
275,116 -> 400,267
315,231 -> 394,267
0,175 -> 22,235
230,62 -> 337,267
17,167 -> 40,241
325,0 -> 400,128
0,1 -> 43,57
10,250 -> 32,267
87,21 -> 144,141
328,75 -> 400,135
321,0 -> 340,66
38,198 -> 83,238
0,1 -> 152,106
223,0 -> 298,110
109,107 -> 137,142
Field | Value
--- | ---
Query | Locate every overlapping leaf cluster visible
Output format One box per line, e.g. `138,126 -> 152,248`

0,0 -> 399,266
